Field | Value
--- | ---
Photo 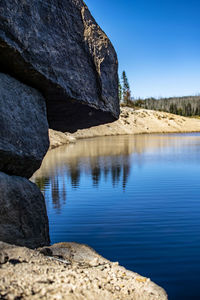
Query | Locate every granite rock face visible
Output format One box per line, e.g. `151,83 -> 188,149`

0,172 -> 50,248
0,73 -> 49,178
0,0 -> 119,132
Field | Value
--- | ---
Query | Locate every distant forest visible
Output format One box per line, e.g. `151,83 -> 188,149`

118,71 -> 200,117
130,96 -> 200,117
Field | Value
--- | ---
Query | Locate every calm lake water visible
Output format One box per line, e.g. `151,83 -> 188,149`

32,133 -> 200,300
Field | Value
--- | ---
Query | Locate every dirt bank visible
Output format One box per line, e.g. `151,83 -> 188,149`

49,107 -> 200,149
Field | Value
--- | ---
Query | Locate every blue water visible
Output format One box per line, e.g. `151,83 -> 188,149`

33,133 -> 200,300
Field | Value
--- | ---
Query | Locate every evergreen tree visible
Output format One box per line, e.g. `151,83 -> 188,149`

118,79 -> 122,102
122,71 -> 131,105
186,103 -> 192,116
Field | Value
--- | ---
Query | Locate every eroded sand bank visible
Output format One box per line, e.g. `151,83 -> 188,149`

49,107 -> 200,149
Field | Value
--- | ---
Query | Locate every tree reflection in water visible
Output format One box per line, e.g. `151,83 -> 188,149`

69,165 -> 81,188
35,175 -> 67,213
33,154 -> 131,213
32,134 -> 180,213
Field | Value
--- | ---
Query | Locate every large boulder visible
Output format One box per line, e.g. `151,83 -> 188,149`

0,73 -> 49,178
0,172 -> 50,248
0,0 -> 119,133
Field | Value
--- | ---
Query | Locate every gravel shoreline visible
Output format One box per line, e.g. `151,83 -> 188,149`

0,242 -> 167,300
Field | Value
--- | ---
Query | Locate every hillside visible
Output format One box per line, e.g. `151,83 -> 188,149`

49,107 -> 200,149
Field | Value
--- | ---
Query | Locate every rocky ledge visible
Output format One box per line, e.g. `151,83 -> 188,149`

0,242 -> 167,300
0,0 -> 119,132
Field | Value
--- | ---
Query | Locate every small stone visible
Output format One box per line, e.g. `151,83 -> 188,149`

0,252 -> 9,264
39,248 -> 53,257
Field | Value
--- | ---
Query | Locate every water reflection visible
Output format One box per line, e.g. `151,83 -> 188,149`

34,176 -> 67,213
31,133 -> 200,300
32,133 -> 199,212
33,157 -> 131,213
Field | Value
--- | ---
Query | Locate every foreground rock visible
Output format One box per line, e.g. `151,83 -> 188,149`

0,172 -> 50,248
0,73 -> 49,178
0,0 -> 119,132
0,242 -> 167,300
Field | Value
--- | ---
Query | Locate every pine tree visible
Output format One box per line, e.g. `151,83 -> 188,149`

118,79 -> 122,102
122,71 -> 131,105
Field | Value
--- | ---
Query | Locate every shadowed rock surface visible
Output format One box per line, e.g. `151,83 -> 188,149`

0,172 -> 50,248
0,73 -> 49,178
0,0 -> 119,132
0,242 -> 168,300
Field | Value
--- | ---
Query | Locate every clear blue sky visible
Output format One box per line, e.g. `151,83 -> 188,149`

85,0 -> 200,98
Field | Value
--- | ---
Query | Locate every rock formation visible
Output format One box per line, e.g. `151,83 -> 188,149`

0,0 -> 119,132
0,172 -> 49,248
0,73 -> 49,178
0,72 -> 50,247
0,0 -> 119,247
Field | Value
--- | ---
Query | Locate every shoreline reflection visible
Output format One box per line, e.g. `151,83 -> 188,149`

32,133 -> 200,212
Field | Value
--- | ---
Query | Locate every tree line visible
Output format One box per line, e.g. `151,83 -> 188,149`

118,71 -> 200,116
133,96 -> 200,117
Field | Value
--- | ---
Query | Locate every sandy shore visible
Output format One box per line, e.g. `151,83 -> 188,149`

0,241 -> 167,300
49,107 -> 200,149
